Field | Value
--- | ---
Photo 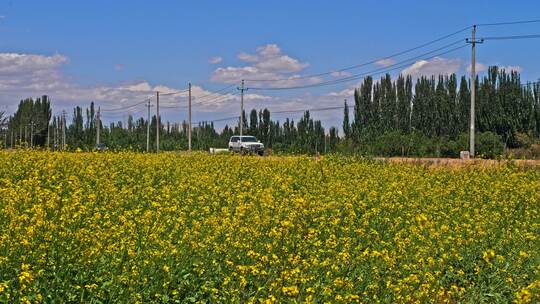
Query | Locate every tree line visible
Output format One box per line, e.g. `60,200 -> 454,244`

343,66 -> 540,157
2,98 -> 336,154
1,66 -> 539,157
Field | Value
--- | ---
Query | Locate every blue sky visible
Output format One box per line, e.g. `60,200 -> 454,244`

1,0 -> 539,129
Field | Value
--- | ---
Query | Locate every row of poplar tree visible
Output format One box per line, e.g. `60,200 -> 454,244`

3,99 -> 336,154
2,66 -> 540,157
342,66 -> 539,157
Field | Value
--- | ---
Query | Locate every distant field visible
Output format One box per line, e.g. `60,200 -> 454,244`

376,157 -> 540,168
0,152 -> 538,303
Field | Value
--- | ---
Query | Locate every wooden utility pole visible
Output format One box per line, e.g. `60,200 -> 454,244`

156,91 -> 160,152
188,83 -> 192,151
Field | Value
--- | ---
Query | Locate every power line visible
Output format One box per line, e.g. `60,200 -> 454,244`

477,19 -> 540,26
160,91 -> 238,109
192,115 -> 240,125
99,107 -> 146,116
192,91 -> 239,107
100,100 -> 150,112
245,25 -> 471,83
160,85 -> 237,107
482,34 -> 540,40
272,106 -> 345,115
248,42 -> 467,91
192,105 -> 347,126
192,84 -> 236,100
241,20 -> 538,85
159,104 -> 187,109
158,88 -> 190,96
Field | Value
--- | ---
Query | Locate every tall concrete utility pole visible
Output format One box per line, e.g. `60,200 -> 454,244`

466,25 -> 483,158
237,80 -> 248,137
146,99 -> 153,152
188,83 -> 192,151
59,115 -> 62,150
30,121 -> 34,148
62,110 -> 66,150
156,91 -> 160,152
96,107 -> 101,146
54,120 -> 57,149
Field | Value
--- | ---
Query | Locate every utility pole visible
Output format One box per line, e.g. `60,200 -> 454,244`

156,91 -> 160,152
54,118 -> 58,150
96,107 -> 101,146
46,123 -> 50,149
237,79 -> 248,137
188,83 -> 192,151
59,115 -> 62,150
146,99 -> 153,152
29,121 -> 34,148
62,110 -> 66,150
466,25 -> 483,158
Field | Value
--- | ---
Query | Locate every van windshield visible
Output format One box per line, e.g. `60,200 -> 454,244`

241,136 -> 257,142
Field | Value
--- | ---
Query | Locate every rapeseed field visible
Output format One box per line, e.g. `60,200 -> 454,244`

0,151 -> 538,303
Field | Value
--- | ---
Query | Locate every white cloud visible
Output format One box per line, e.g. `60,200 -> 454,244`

0,52 -> 274,120
467,62 -> 522,74
119,82 -> 153,92
466,62 -> 487,73
326,80 -> 364,100
330,71 -> 352,77
247,44 -> 308,73
211,43 -> 316,87
0,53 -> 67,75
0,50 -> 346,130
402,57 -> 462,79
375,58 -> 395,67
500,65 -> 523,73
208,56 -> 222,64
238,52 -> 258,62
244,93 -> 273,102
256,44 -> 281,57
327,87 -> 355,98
0,53 -> 68,97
